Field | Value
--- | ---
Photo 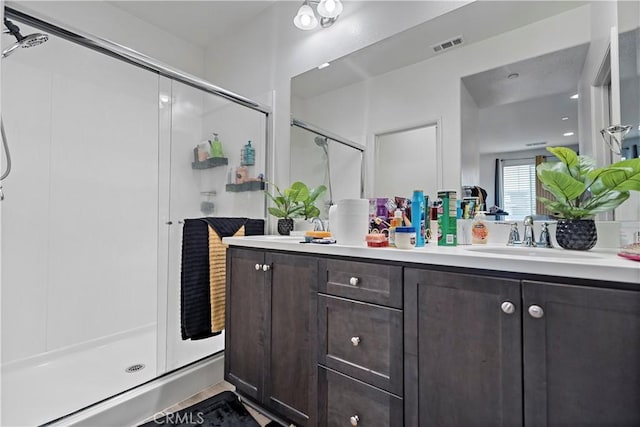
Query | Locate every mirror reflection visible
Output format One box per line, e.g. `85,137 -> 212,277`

620,28 -> 640,159
290,1 -> 638,220
290,119 -> 364,218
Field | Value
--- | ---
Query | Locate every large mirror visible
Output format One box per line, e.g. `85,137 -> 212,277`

290,0 -> 639,221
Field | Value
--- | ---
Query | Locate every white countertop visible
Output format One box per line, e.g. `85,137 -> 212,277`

222,236 -> 640,285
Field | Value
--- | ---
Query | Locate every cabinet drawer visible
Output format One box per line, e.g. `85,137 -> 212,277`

319,367 -> 403,427
319,259 -> 402,308
318,294 -> 403,395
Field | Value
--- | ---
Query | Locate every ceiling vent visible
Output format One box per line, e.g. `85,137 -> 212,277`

432,35 -> 464,53
525,141 -> 547,147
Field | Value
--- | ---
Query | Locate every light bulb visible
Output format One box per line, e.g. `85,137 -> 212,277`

294,3 -> 318,30
317,0 -> 343,18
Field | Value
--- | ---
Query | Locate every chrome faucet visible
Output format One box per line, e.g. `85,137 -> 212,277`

537,222 -> 553,248
310,217 -> 325,231
522,215 -> 536,247
507,223 -> 520,246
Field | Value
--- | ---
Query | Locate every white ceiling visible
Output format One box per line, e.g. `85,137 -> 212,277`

108,1 -> 275,48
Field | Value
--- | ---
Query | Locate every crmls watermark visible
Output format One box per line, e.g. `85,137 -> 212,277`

152,411 -> 205,425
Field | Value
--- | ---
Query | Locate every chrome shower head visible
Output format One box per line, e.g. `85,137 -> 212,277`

2,19 -> 48,58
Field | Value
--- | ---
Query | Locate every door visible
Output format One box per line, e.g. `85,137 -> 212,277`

225,248 -> 266,401
523,281 -> 640,426
405,268 -> 522,427
263,252 -> 318,426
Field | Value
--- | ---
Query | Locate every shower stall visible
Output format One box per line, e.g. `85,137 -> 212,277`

1,8 -> 269,426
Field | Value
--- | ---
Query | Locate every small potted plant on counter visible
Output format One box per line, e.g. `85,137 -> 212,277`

537,146 -> 640,250
265,181 -> 306,235
265,181 -> 328,235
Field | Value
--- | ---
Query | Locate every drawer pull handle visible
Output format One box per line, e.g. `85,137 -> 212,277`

262,264 -> 271,272
528,305 -> 544,319
350,415 -> 360,426
255,264 -> 262,271
349,277 -> 359,286
501,301 -> 515,314
351,336 -> 361,346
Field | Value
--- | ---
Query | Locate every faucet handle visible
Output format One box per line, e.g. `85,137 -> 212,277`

537,222 -> 553,248
507,222 -> 520,246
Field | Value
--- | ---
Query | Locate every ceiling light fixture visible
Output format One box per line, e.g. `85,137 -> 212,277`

318,62 -> 330,70
294,0 -> 343,30
563,132 -> 575,137
570,93 -> 579,99
561,117 -> 569,121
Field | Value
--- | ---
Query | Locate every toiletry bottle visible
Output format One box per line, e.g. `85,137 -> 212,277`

471,211 -> 489,244
389,209 -> 403,247
241,140 -> 255,166
411,190 -> 425,247
210,133 -> 224,158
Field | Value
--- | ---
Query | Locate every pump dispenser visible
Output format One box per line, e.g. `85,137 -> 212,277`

210,133 -> 224,158
241,140 -> 255,166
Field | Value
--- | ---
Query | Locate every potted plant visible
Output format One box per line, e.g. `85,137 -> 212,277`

264,181 -> 306,235
300,184 -> 327,220
537,146 -> 640,250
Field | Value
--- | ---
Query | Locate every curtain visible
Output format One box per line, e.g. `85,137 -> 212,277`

535,155 -> 553,217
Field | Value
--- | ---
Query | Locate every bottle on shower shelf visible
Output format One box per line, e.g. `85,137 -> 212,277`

241,140 -> 255,166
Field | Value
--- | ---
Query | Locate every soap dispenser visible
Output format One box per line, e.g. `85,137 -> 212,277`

241,140 -> 255,166
210,133 -> 224,158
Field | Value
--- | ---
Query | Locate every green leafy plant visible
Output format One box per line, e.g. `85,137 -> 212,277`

301,184 -> 327,219
265,181 -> 328,219
536,146 -> 640,219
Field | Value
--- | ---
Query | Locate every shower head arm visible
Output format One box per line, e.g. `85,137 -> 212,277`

3,18 -> 25,41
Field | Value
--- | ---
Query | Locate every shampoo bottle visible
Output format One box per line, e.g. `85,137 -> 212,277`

411,190 -> 425,247
241,140 -> 255,166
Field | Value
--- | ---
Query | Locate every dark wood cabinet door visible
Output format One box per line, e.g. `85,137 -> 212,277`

263,252 -> 318,426
405,268 -> 523,427
523,281 -> 640,426
224,248 -> 265,402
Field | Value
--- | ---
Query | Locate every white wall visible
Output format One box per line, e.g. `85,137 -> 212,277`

295,5 -> 591,199
7,0 -> 205,77
204,1 -> 471,192
461,82 -> 480,186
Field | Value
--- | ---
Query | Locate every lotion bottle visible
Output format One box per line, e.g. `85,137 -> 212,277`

471,211 -> 489,244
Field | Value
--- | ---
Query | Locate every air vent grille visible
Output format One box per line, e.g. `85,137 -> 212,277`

432,35 -> 464,53
525,141 -> 547,147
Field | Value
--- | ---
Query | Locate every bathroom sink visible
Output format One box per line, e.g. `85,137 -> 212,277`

464,246 -> 603,259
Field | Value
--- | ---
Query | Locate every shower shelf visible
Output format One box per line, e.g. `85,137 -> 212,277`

225,181 -> 265,192
191,157 -> 228,169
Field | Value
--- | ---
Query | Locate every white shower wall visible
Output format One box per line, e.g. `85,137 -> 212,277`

1,26 -> 159,363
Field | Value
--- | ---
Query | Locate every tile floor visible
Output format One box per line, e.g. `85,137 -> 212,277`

147,381 -> 273,426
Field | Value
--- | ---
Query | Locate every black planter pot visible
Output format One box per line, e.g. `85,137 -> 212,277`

555,219 -> 597,250
277,218 -> 294,236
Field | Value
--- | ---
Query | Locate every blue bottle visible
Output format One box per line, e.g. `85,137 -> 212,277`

411,190 -> 425,247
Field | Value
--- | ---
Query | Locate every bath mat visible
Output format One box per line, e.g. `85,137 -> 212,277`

139,391 -> 262,427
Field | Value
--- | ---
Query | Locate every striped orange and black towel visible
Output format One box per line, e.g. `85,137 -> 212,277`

180,217 -> 264,340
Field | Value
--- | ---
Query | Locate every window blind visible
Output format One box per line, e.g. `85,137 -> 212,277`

502,161 -> 536,221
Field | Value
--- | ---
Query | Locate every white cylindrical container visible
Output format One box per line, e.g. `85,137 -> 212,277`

395,226 -> 416,249
335,199 -> 369,246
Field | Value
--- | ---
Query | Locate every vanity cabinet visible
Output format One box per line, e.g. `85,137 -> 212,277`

225,248 -> 318,426
317,259 -> 404,426
405,268 -> 640,427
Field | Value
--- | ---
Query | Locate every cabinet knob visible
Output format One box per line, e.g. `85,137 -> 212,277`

351,336 -> 361,346
349,277 -> 359,286
528,305 -> 544,319
501,301 -> 515,314
350,415 -> 360,426
255,264 -> 261,271
262,264 -> 271,272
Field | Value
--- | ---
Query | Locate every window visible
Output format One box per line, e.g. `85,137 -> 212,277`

501,159 -> 536,221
